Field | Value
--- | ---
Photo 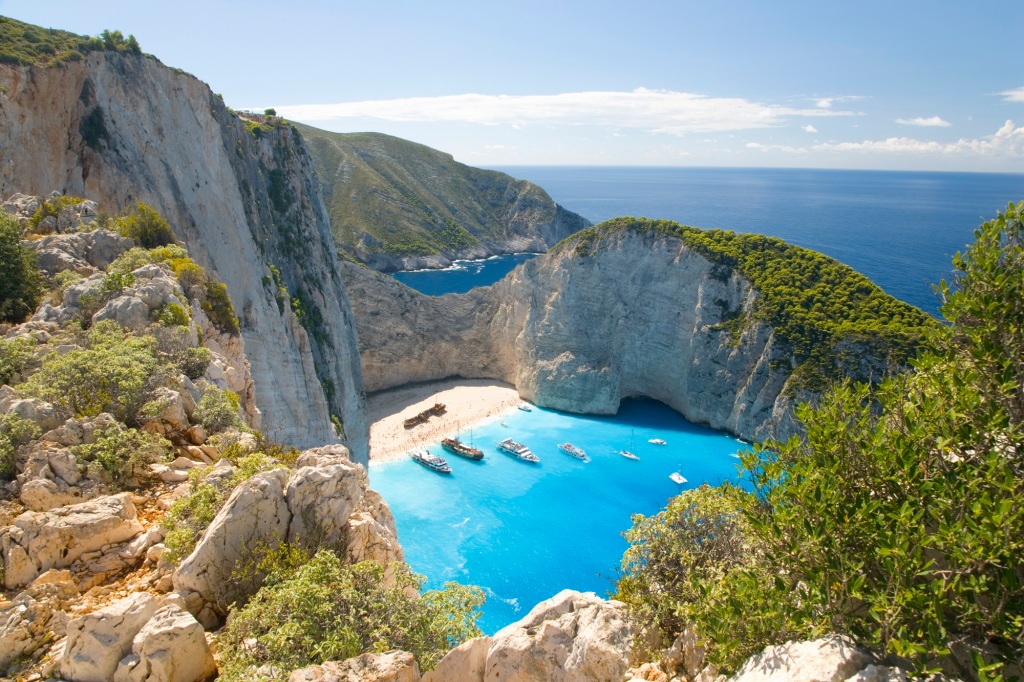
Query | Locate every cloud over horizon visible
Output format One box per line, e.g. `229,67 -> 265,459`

274,88 -> 858,136
815,120 -> 1023,157
896,116 -> 952,127
1000,86 -> 1024,103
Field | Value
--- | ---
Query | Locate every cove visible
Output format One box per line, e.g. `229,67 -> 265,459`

369,398 -> 744,633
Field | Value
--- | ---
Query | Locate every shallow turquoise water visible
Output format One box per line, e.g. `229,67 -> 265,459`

368,399 -> 744,633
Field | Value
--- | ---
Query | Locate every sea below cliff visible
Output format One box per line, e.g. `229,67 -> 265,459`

369,398 -> 742,633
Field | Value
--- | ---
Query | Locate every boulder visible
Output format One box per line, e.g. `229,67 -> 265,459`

112,604 -> 216,682
2,396 -> 61,431
288,651 -> 420,682
345,488 -> 404,568
484,590 -> 633,682
61,593 -> 158,682
145,388 -> 189,431
422,636 -> 491,682
93,294 -> 152,329
83,229 -> 133,268
172,468 -> 291,615
729,635 -> 872,682
285,446 -> 365,547
1,492 -> 143,588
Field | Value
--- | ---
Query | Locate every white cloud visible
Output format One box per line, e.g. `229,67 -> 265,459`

802,124 -> 818,133
813,120 -> 1023,157
1000,86 -> 1024,103
814,95 -> 863,109
274,88 -> 858,136
747,142 -> 808,154
896,116 -> 951,127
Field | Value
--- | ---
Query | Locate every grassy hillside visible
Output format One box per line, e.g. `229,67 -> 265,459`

0,15 -> 141,66
560,216 -> 935,381
293,123 -> 588,268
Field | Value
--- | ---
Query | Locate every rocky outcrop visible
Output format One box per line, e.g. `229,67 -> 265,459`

172,445 -> 401,619
1,492 -> 143,589
421,637 -> 491,682
341,227 -> 801,442
0,569 -> 80,669
289,651 -> 420,682
61,592 -> 159,682
729,636 -> 891,682
112,604 -> 216,682
483,590 -> 633,682
0,53 -> 367,461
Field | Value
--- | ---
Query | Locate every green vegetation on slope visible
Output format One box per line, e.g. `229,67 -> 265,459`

0,212 -> 44,323
559,217 -> 934,381
293,123 -> 586,265
616,202 -> 1024,678
0,15 -> 141,66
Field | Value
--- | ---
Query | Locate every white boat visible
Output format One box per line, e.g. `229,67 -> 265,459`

619,450 -> 639,460
497,438 -> 540,463
649,438 -> 667,445
669,472 -> 687,484
620,430 -> 639,460
410,450 -> 452,474
517,403 -> 533,412
558,443 -> 588,461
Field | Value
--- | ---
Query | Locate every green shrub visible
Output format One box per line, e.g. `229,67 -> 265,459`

195,385 -> 243,433
29,195 -> 84,231
202,280 -> 240,335
0,413 -> 43,480
50,269 -> 83,304
115,202 -> 175,248
0,336 -> 35,386
71,424 -> 170,487
162,481 -> 223,564
18,320 -> 168,422
107,247 -> 154,276
154,250 -> 240,336
217,551 -> 484,679
0,213 -> 45,323
80,107 -> 108,151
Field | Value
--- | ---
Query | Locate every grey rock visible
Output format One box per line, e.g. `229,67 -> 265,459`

61,593 -> 158,682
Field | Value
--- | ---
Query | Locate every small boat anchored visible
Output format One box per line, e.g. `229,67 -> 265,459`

517,403 -> 533,412
649,438 -> 667,445
442,437 -> 484,461
497,438 -> 540,462
558,443 -> 588,461
619,450 -> 639,461
669,472 -> 687,484
411,450 -> 452,474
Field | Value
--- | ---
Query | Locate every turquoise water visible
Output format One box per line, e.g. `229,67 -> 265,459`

393,253 -> 537,296
369,399 -> 744,634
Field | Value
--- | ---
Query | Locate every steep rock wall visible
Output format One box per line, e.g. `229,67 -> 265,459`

342,229 -> 798,442
0,53 -> 368,462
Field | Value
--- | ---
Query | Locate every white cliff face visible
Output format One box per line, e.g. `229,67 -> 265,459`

342,229 -> 798,442
0,54 -> 367,462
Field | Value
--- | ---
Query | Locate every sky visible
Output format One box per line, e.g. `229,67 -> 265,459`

2,0 -> 1023,171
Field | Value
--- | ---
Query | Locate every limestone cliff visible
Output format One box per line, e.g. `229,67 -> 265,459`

294,125 -> 591,271
0,53 -> 368,461
342,223 -> 926,442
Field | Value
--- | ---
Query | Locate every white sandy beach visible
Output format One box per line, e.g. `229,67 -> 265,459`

368,378 -> 523,462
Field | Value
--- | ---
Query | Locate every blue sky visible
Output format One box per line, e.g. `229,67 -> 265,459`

2,0 -> 1022,171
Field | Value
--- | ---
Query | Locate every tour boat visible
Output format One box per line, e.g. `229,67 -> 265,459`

558,442 -> 588,461
497,438 -> 540,462
441,437 -> 484,461
518,403 -> 533,412
649,438 -> 667,445
410,450 -> 452,474
669,472 -> 687,484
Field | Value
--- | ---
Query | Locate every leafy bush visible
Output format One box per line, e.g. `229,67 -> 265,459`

162,481 -> 223,564
0,413 -> 43,480
153,250 -> 240,335
202,280 -> 240,335
107,247 -> 154,276
29,195 -> 84,231
17,320 -> 168,422
217,551 -> 485,679
0,213 -> 45,323
616,203 -> 1024,677
0,336 -> 35,386
195,385 -> 243,433
50,269 -> 83,304
80,107 -> 108,151
155,301 -> 190,328
71,424 -> 170,487
115,202 -> 175,248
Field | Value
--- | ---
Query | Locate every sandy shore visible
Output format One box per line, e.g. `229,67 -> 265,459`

368,378 -> 523,463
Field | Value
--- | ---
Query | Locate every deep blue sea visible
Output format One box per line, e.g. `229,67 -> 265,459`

398,167 -> 1024,315
370,400 -> 744,634
373,167 -> 1023,633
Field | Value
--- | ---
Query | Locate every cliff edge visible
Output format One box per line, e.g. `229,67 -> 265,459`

0,52 -> 368,461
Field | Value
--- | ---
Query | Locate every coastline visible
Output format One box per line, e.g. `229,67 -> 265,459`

367,378 -> 523,463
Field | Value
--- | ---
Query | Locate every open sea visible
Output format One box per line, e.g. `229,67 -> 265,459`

374,167 -> 1023,633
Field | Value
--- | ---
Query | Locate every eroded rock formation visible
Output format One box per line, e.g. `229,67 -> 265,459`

341,228 -> 803,442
